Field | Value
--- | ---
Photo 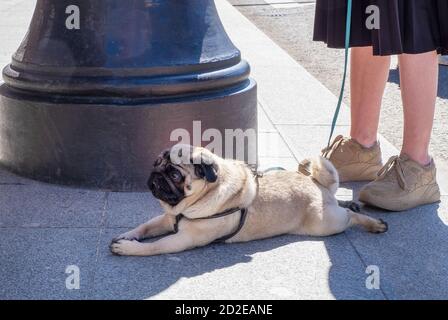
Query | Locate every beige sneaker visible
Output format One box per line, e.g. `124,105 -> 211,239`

359,155 -> 441,211
322,135 -> 383,182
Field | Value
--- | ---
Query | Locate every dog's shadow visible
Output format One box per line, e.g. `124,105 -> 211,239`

100,226 -> 307,299
98,183 -> 448,300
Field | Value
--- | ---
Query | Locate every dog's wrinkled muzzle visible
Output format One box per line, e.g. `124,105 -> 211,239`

148,168 -> 184,205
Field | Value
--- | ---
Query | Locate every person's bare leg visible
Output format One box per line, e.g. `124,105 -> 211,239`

399,51 -> 438,166
350,46 -> 391,147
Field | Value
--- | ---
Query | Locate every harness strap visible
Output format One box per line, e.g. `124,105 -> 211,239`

327,0 -> 353,147
173,207 -> 248,243
253,166 -> 286,178
173,214 -> 183,234
262,166 -> 286,174
213,208 -> 248,243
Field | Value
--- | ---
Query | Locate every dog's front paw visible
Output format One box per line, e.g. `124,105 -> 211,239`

111,232 -> 139,244
371,218 -> 388,234
110,239 -> 142,256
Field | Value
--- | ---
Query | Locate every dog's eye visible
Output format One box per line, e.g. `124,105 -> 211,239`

170,170 -> 182,183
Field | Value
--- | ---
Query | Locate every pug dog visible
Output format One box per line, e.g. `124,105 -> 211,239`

110,144 -> 387,256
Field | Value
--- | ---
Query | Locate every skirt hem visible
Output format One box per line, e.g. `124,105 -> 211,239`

313,38 -> 448,56
313,0 -> 448,57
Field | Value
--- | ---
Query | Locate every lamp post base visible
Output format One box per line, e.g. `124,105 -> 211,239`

0,80 -> 257,191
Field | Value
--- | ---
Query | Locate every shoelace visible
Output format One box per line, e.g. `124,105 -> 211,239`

322,135 -> 345,158
377,156 -> 407,190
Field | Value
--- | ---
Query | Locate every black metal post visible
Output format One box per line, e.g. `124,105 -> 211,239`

0,0 -> 257,191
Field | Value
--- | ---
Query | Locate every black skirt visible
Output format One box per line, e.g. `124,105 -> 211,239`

313,0 -> 448,56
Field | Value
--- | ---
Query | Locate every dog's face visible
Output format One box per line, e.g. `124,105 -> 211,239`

147,145 -> 219,207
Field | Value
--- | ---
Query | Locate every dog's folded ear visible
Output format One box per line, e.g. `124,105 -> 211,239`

195,163 -> 218,183
194,152 -> 218,183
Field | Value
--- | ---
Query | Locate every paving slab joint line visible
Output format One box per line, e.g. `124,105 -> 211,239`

90,191 -> 110,298
343,233 -> 389,300
258,99 -> 302,162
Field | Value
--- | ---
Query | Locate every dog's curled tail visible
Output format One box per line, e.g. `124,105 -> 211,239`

298,157 -> 339,194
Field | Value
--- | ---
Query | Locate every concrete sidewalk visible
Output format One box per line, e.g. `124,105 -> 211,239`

1,0 -> 447,300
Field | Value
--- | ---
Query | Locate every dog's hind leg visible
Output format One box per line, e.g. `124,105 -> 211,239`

347,210 -> 388,234
307,206 -> 388,236
112,214 -> 175,242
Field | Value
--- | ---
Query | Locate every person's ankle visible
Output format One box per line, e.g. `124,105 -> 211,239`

401,152 -> 431,167
350,136 -> 378,149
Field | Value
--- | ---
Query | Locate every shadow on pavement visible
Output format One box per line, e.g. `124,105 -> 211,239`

95,231 -> 303,299
330,182 -> 448,299
388,65 -> 448,100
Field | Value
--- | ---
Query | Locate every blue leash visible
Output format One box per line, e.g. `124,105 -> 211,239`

327,0 -> 353,147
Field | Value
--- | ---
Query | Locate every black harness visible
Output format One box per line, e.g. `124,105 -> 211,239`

172,166 -> 288,243
173,207 -> 248,243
